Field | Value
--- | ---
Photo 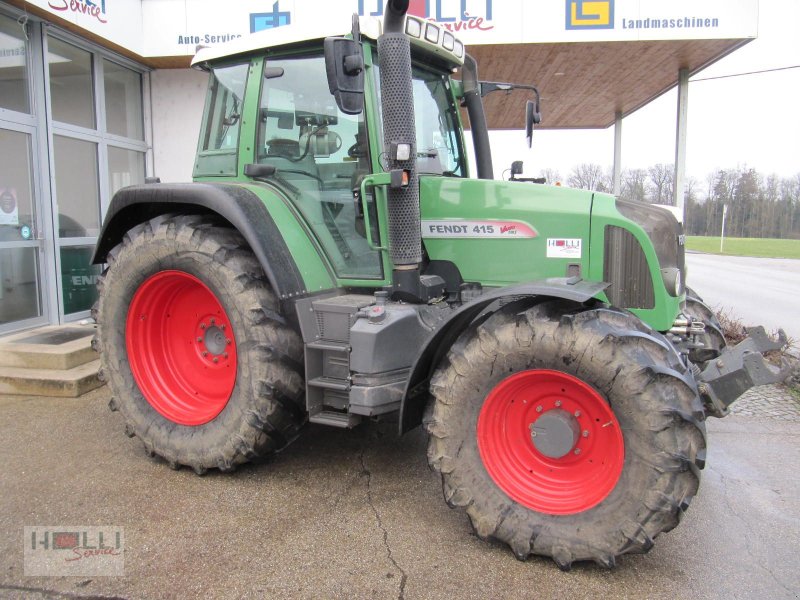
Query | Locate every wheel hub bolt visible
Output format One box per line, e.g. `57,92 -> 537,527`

582,430 -> 589,437
536,406 -> 543,413
202,351 -> 208,357
200,323 -> 206,329
555,400 -> 562,407
221,324 -> 226,330
213,357 -> 219,363
574,448 -> 581,455
211,318 -> 216,325
223,352 -> 228,359
197,337 -> 203,342
574,410 -> 581,417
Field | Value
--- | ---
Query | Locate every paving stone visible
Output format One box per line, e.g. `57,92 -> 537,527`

729,383 -> 800,421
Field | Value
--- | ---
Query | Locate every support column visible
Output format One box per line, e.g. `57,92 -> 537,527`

612,111 -> 623,195
674,68 -> 689,215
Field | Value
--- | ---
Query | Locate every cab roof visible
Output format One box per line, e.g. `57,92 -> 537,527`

191,14 -> 464,70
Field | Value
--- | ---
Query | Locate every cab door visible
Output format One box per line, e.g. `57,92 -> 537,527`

254,51 -> 385,283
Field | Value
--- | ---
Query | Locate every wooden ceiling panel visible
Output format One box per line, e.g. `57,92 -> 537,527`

463,39 -> 745,130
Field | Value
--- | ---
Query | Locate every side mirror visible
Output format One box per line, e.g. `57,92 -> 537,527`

324,37 -> 364,115
510,161 -> 523,178
525,100 -> 541,148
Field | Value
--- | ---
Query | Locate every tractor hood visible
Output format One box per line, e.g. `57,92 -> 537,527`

419,177 -> 595,287
419,176 -> 685,331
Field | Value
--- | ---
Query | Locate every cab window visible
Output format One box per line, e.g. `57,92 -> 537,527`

195,62 -> 249,176
373,61 -> 466,177
257,53 -> 382,279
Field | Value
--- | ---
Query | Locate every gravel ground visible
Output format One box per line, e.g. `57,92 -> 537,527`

0,384 -> 798,600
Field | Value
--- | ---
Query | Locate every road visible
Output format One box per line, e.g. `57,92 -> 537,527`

1,387 -> 799,599
686,253 -> 800,342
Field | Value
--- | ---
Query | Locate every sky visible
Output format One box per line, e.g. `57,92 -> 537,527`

485,0 -> 800,185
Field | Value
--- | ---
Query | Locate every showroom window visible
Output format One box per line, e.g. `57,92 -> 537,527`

0,8 -> 149,333
46,33 -> 147,319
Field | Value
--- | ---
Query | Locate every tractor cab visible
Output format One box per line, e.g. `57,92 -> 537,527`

191,14 -> 474,285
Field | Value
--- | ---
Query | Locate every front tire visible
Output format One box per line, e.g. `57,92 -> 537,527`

425,301 -> 706,569
95,215 -> 305,473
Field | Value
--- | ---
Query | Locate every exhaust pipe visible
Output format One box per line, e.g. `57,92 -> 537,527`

378,0 -> 421,268
377,0 -> 445,302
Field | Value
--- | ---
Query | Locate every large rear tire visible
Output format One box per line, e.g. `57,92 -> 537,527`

425,301 -> 706,569
94,215 -> 305,473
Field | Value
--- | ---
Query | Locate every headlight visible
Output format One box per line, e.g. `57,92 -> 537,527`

661,267 -> 683,297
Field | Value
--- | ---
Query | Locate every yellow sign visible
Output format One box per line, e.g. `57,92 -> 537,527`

566,1 -> 614,30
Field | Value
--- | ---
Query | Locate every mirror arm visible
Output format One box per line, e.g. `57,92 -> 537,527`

479,81 -> 542,124
479,81 -> 538,97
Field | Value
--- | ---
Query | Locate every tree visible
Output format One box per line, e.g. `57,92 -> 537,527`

619,168 -> 647,203
647,163 -> 674,205
567,163 -> 608,191
540,168 -> 563,186
559,162 -> 800,239
683,177 -> 704,235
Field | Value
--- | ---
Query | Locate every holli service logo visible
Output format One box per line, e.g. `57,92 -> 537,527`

566,0 -> 614,30
360,0 -> 495,33
24,526 -> 125,576
48,0 -> 108,24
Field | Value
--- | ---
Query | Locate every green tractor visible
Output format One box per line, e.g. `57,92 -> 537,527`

92,0 -> 786,569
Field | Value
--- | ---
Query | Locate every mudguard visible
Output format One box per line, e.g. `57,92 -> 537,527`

399,278 -> 610,433
92,182 -> 308,300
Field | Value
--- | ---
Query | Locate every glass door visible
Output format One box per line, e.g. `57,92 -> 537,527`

0,13 -> 49,334
0,126 -> 47,332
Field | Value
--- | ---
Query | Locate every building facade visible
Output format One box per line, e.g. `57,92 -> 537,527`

0,0 -> 758,334
0,5 -> 147,333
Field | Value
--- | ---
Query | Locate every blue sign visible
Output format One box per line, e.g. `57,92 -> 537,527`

250,2 -> 291,33
86,0 -> 106,13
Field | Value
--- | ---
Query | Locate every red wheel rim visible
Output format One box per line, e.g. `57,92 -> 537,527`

477,370 -> 624,515
126,270 -> 237,426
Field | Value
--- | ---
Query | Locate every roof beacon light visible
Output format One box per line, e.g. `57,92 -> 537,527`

442,31 -> 455,51
425,23 -> 440,44
405,16 -> 423,38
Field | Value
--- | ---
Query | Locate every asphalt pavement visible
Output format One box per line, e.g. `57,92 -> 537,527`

1,386 -> 799,600
685,253 -> 800,342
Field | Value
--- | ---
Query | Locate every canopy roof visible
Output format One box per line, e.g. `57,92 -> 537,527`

469,38 -> 748,130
